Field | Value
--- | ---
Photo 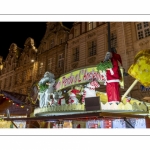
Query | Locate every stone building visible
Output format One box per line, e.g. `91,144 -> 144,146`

0,22 -> 150,101
66,22 -> 150,100
0,38 -> 38,95
0,22 -> 70,97
36,22 -> 70,81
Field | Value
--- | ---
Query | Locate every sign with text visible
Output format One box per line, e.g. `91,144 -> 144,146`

140,85 -> 150,92
55,66 -> 124,91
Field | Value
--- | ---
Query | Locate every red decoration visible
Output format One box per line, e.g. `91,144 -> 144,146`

105,51 -> 122,103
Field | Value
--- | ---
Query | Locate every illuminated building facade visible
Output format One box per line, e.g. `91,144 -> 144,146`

0,22 -> 150,101
66,22 -> 150,100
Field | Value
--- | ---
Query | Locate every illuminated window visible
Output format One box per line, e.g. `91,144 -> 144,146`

87,22 -> 96,31
72,47 -> 79,62
136,22 -> 150,40
39,62 -> 43,75
47,58 -> 52,70
58,53 -> 64,68
88,41 -> 97,57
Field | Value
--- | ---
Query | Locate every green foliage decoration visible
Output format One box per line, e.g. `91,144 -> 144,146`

96,60 -> 113,71
38,84 -> 49,92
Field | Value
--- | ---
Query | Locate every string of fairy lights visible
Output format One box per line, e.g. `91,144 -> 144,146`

0,93 -> 32,110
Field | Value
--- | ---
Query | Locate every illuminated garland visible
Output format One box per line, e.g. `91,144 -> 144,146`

96,60 -> 113,71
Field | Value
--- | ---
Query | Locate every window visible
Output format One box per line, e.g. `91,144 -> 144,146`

136,22 -> 150,40
73,47 -> 79,62
39,62 -> 44,75
29,68 -> 32,81
4,78 -> 6,89
47,58 -> 52,70
74,28 -> 79,37
60,38 -> 63,44
50,39 -> 54,48
0,80 -> 1,89
87,22 -> 96,31
15,74 -> 18,84
22,71 -> 26,82
24,56 -> 27,64
88,41 -> 97,57
9,76 -> 12,87
74,25 -> 80,37
58,53 -> 64,68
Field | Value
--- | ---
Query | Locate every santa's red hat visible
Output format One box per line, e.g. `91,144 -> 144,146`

70,89 -> 80,95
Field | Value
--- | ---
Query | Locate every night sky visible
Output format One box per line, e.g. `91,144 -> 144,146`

0,22 -> 74,60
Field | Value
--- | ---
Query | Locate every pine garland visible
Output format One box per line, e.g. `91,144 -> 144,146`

96,60 -> 113,71
38,84 -> 49,92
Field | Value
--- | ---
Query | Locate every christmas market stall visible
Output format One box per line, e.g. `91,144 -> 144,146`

3,48 -> 150,129
31,48 -> 150,128
0,90 -> 37,128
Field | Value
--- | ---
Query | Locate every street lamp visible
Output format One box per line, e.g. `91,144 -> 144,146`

107,22 -> 111,52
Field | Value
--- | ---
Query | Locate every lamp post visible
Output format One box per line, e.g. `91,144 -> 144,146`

107,22 -> 111,52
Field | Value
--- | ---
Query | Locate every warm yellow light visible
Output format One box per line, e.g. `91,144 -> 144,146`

31,59 -> 35,62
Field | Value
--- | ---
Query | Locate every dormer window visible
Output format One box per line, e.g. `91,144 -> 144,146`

74,26 -> 80,37
87,22 -> 96,31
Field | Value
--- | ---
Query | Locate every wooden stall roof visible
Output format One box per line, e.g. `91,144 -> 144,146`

0,90 -> 37,116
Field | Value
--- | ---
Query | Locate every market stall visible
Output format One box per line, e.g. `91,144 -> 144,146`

3,48 -> 150,129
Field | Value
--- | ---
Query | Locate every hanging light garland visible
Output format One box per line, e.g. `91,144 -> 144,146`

0,93 -> 37,111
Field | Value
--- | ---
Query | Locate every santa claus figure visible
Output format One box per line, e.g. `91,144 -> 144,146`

104,48 -> 122,104
81,80 -> 100,103
68,89 -> 80,104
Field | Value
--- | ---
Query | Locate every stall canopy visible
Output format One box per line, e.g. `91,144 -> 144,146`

0,90 -> 38,116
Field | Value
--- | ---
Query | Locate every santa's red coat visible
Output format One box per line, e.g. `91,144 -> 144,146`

106,52 -> 122,102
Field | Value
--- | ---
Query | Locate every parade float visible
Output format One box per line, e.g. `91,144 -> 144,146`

33,48 -> 150,128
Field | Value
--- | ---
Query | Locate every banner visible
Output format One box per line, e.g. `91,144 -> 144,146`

55,66 -> 124,91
